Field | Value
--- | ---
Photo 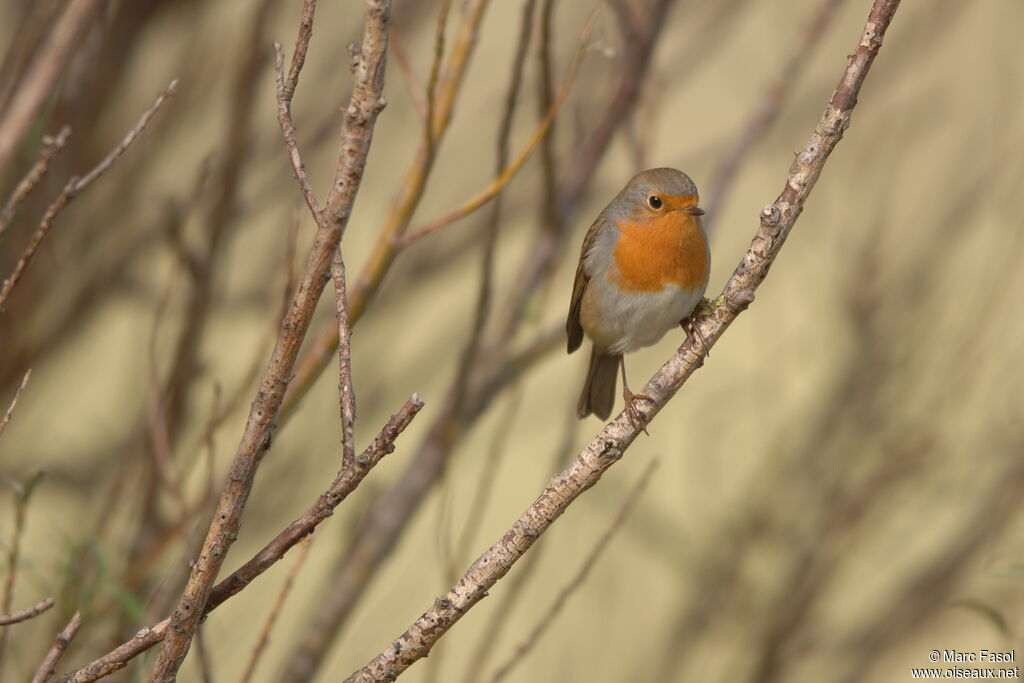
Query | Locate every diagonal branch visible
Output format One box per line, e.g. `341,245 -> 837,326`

344,1 -> 902,679
146,2 -> 393,679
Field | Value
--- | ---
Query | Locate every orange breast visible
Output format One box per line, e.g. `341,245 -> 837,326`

610,213 -> 708,293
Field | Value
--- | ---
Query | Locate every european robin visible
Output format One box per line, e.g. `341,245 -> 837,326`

566,167 -> 710,426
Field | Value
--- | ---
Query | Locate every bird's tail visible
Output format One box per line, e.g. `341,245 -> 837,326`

577,347 -> 619,420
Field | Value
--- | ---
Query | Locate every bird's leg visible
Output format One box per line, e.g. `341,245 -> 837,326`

680,298 -> 712,358
620,356 -> 653,433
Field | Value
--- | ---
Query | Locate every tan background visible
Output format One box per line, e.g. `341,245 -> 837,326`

1,0 -> 1022,681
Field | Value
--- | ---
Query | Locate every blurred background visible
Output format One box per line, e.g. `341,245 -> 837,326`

1,0 -> 1022,681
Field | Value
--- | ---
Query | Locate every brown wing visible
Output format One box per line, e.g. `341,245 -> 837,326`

566,214 -> 605,354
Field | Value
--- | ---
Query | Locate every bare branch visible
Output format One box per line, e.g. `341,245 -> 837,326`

274,35 -> 327,232
0,80 -> 178,311
0,596 -> 55,627
31,611 -> 82,683
344,1 -> 903,678
282,0 -> 317,102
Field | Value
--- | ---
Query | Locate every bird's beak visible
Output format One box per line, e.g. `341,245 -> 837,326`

682,205 -> 705,216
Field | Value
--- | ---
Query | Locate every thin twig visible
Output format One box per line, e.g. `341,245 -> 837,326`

274,38 -> 327,232
344,1 -> 902,678
146,2 -> 393,678
31,611 -> 82,683
0,368 -> 31,438
282,0 -> 317,102
486,459 -> 659,683
237,539 -> 312,683
0,596 -> 55,626
0,126 -> 71,236
333,247 -> 357,468
0,80 -> 178,311
52,396 -> 422,683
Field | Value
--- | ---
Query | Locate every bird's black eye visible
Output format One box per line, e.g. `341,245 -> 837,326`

648,195 -> 663,210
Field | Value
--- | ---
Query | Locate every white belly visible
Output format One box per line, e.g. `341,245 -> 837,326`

581,281 -> 704,354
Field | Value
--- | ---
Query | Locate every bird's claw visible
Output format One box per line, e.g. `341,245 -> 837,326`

623,389 -> 654,434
